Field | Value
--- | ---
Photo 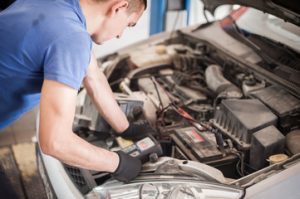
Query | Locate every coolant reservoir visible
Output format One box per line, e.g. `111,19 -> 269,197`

242,75 -> 265,95
268,154 -> 288,165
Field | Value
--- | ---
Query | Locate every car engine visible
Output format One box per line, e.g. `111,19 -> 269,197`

69,38 -> 300,194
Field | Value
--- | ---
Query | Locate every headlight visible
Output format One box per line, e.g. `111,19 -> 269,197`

86,180 -> 243,199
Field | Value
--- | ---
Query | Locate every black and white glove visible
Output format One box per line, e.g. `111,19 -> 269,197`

112,151 -> 142,183
120,120 -> 155,140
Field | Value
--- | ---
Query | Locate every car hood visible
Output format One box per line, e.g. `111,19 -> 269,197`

202,0 -> 300,26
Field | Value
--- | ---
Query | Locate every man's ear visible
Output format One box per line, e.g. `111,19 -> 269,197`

108,0 -> 129,17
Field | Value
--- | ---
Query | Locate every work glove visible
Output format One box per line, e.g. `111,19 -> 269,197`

112,151 -> 142,183
120,120 -> 155,140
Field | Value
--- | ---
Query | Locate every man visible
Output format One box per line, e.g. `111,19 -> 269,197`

0,0 -> 147,184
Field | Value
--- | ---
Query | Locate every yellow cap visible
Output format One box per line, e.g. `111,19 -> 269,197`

268,154 -> 289,164
155,45 -> 167,55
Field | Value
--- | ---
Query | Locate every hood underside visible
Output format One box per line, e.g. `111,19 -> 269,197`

202,0 -> 300,26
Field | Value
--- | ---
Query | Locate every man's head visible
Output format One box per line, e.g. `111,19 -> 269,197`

82,0 -> 147,44
121,0 -> 147,13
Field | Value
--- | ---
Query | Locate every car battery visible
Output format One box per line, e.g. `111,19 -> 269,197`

171,127 -> 223,162
116,134 -> 163,163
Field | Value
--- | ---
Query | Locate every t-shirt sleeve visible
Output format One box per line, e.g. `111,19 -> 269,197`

44,32 -> 92,90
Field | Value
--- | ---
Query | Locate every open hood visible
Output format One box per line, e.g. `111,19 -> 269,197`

202,0 -> 300,26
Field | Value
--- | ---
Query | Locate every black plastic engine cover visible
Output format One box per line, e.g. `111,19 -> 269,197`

250,86 -> 300,133
213,99 -> 278,149
250,125 -> 285,170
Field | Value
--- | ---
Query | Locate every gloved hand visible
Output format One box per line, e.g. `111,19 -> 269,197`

120,120 -> 155,140
112,151 -> 142,183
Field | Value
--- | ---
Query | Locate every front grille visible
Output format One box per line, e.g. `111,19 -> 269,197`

64,165 -> 94,194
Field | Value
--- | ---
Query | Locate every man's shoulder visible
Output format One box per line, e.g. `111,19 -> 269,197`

40,20 -> 89,47
0,0 -> 89,49
36,1 -> 88,43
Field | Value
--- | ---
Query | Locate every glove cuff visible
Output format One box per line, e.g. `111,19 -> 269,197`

113,151 -> 124,175
120,124 -> 132,138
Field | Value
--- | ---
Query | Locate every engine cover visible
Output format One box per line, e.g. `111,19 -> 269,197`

213,99 -> 278,149
250,86 -> 300,133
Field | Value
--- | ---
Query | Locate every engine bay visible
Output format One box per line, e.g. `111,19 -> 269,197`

69,36 -> 300,194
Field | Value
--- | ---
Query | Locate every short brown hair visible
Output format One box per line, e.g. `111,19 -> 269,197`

127,0 -> 147,12
96,0 -> 147,12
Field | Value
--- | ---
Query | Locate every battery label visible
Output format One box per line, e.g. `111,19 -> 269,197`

136,137 -> 155,151
185,130 -> 205,143
122,144 -> 137,154
173,127 -> 224,162
116,137 -> 134,148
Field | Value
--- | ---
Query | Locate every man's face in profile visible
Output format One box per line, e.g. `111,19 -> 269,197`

92,4 -> 144,44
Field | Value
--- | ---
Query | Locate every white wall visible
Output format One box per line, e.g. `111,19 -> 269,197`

189,0 -> 232,25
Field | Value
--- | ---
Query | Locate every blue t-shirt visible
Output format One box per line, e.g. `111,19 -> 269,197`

0,0 -> 92,129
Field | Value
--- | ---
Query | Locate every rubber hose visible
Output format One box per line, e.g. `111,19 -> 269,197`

205,64 -> 242,97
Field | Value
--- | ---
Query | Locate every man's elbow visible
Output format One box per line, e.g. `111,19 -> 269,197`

39,133 -> 64,158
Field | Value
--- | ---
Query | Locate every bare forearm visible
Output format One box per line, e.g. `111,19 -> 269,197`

47,131 -> 118,172
40,80 -> 141,182
39,80 -> 119,173
84,57 -> 129,133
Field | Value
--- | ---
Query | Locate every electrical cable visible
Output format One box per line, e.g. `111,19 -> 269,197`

152,76 -> 214,132
232,150 -> 246,176
151,77 -> 164,111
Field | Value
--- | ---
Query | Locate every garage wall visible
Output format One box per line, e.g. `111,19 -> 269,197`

189,0 -> 232,25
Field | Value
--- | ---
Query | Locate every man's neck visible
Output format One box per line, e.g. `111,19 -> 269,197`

79,0 -> 107,35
